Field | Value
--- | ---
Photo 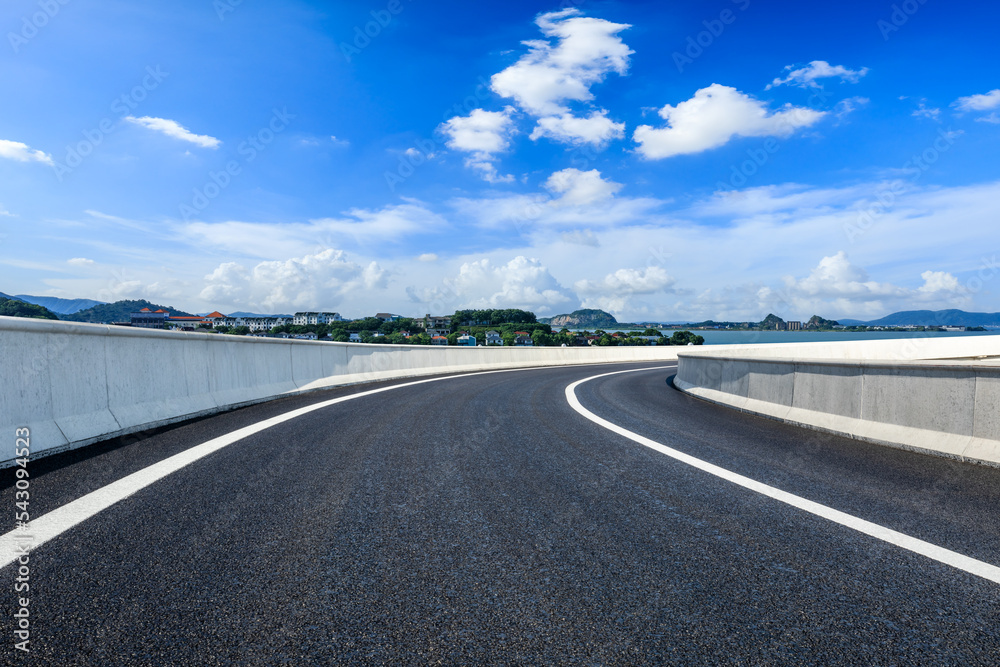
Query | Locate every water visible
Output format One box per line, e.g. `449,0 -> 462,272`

671,330 -> 1000,346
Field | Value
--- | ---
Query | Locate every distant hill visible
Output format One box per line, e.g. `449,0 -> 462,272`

541,309 -> 619,329
61,299 -> 195,324
841,310 -> 1000,327
15,294 -> 105,315
226,311 -> 293,318
0,296 -> 60,320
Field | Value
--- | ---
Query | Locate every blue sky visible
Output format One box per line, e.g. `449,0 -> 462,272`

2,0 -> 1000,321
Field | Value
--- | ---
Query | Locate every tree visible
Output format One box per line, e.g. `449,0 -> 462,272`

669,330 -> 705,346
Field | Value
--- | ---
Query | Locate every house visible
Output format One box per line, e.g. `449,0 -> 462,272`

431,335 -> 449,345
457,334 -> 476,346
421,314 -> 452,337
485,330 -> 503,346
349,333 -> 361,342
513,331 -> 533,346
375,313 -> 402,322
130,308 -> 168,329
293,312 -> 342,326
166,315 -> 211,331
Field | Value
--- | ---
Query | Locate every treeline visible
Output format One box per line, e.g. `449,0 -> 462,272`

0,297 -> 59,320
451,309 -> 537,328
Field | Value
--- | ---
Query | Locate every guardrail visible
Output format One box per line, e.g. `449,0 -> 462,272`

1,317 -> 682,466
675,336 -> 1000,466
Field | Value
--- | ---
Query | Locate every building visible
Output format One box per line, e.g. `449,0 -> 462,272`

166,316 -> 211,331
349,333 -> 362,342
787,321 -> 802,331
457,334 -> 476,346
375,313 -> 402,322
485,330 -> 503,346
431,335 -> 449,345
419,314 -> 452,337
130,308 -> 169,329
292,312 -> 342,326
513,331 -> 533,346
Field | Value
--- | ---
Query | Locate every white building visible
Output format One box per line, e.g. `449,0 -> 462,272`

293,312 -> 343,326
485,330 -> 503,346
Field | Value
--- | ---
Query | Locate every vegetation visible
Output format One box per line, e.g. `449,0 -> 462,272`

61,299 -> 195,323
0,297 -> 60,320
541,308 -> 619,329
451,309 -> 537,329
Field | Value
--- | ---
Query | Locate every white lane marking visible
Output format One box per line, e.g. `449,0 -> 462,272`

566,366 -> 1000,586
1,362 -> 660,569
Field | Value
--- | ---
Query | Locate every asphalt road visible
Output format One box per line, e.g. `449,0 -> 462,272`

2,362 -> 999,665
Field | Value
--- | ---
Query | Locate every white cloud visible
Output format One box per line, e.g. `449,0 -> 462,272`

575,266 -> 676,314
918,270 -> 965,295
954,89 -> 1000,112
200,249 -> 386,312
125,116 -> 221,149
0,206 -> 13,217
489,9 -> 630,147
181,202 -> 447,258
418,253 -> 439,262
780,252 -> 907,300
67,258 -> 96,267
912,101 -> 941,120
438,107 -> 517,182
529,110 -> 625,146
767,60 -> 869,89
544,168 -> 623,206
633,84 -> 826,159
0,139 -> 53,165
410,256 -> 573,313
491,9 -> 632,116
834,96 -> 868,120
330,135 -> 350,147
977,113 -> 1000,124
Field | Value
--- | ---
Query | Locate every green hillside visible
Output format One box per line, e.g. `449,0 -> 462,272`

0,296 -> 60,320
61,299 -> 195,323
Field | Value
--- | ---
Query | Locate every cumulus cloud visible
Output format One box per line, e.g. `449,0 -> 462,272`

0,139 -> 53,165
544,168 -> 623,206
491,9 -> 632,116
125,116 -> 221,149
575,266 -> 676,313
954,89 -> 1000,112
409,256 -> 573,313
528,110 -> 625,146
633,84 -> 825,159
200,249 -> 386,312
438,107 -> 517,182
491,8 -> 630,146
767,60 -> 869,89
757,252 -> 972,317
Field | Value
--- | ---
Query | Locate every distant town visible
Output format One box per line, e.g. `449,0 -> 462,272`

1,292 -> 994,346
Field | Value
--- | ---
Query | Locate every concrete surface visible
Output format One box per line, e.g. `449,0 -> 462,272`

676,336 -> 1000,466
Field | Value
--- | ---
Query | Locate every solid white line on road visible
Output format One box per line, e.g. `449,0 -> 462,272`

566,366 -> 1000,586
0,362 -> 664,570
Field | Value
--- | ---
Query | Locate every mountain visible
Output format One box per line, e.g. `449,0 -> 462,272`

806,315 -> 839,329
541,309 -> 619,329
842,310 -> 1000,327
61,299 -> 196,324
15,294 -> 105,315
759,313 -> 786,329
0,296 -> 60,320
226,311 -> 293,318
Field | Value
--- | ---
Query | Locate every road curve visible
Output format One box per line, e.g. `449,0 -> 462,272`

2,362 -> 999,665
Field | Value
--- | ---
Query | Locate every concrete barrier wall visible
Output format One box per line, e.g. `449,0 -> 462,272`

0,317 -> 683,466
675,336 -> 1000,466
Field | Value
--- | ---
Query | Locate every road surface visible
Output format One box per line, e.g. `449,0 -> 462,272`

2,362 -> 999,665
